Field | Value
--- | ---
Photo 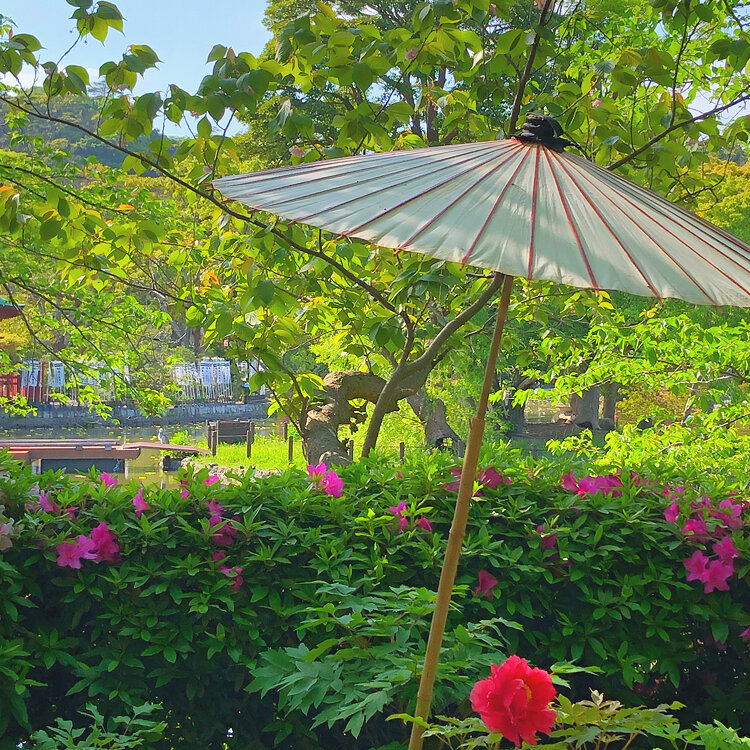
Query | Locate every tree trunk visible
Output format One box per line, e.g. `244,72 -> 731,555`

360,273 -> 505,457
302,371 -> 387,466
503,397 -> 526,434
570,386 -> 600,430
407,390 -> 463,453
600,382 -> 620,430
498,374 -> 534,434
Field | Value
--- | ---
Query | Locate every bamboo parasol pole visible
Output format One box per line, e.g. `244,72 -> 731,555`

408,272 -> 514,750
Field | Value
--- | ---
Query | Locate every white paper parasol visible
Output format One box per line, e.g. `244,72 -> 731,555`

214,119 -> 750,749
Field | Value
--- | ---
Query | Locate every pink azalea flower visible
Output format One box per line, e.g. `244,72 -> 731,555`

478,466 -> 511,489
443,467 -> 462,492
683,518 -> 709,540
592,98 -> 602,107
664,503 -> 680,524
397,470 -> 403,478
90,522 -> 120,563
289,145 -> 305,158
132,487 -> 150,517
55,535 -> 98,569
561,471 -> 578,492
691,496 -> 712,511
577,474 -> 623,497
221,565 -> 244,590
207,499 -> 225,515
683,550 -> 710,582
99,472 -> 118,489
388,502 -> 408,532
405,46 -> 418,61
663,485 -> 685,501
308,463 -> 344,497
202,475 -> 221,486
535,524 -> 558,550
702,560 -> 733,593
308,463 -> 327,481
474,569 -> 498,598
630,473 -> 654,488
209,514 -> 240,546
416,516 -> 433,532
444,466 -> 508,495
740,626 -> 750,643
180,488 -> 190,500
711,499 -> 743,530
212,550 -> 227,562
40,493 -> 61,513
321,469 -> 344,497
488,2 -> 496,14
713,537 -> 739,565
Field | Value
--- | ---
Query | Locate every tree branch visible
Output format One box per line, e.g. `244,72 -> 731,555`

608,92 -> 750,171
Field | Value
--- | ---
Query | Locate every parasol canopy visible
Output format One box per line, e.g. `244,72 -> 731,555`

215,137 -> 750,308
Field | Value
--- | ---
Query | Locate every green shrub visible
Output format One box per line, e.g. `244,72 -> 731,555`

1,445 -> 749,748
26,703 -> 165,749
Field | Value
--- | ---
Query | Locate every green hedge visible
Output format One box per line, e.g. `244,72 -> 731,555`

1,448 -> 749,749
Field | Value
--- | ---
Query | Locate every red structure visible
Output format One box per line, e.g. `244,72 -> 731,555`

0,373 -> 20,399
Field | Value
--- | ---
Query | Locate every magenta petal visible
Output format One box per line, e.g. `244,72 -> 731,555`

683,550 -> 710,582
474,569 -> 498,598
664,503 -> 679,524
132,488 -> 150,517
99,472 -> 118,489
416,517 -> 433,532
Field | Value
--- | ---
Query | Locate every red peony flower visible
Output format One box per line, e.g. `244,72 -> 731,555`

470,655 -> 556,746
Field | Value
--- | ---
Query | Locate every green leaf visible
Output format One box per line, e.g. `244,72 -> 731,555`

255,280 -> 275,306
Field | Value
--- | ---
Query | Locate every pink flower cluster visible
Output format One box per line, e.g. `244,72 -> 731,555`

665,490 -> 746,595
307,463 -> 344,497
26,492 -> 78,520
443,465 -> 511,495
199,486 -> 244,590
213,552 -> 243,590
561,471 -> 623,497
683,542 -> 737,593
56,521 -> 120,569
387,501 -> 432,533
207,499 -> 241,547
666,494 -> 744,540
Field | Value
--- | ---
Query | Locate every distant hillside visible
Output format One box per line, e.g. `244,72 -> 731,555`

0,90 -> 176,167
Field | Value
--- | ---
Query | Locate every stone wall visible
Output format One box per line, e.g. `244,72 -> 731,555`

0,398 -> 269,429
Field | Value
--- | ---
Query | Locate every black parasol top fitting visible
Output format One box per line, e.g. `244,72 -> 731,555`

513,113 -> 573,152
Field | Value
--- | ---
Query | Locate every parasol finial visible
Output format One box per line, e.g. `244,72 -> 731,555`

513,112 -> 572,152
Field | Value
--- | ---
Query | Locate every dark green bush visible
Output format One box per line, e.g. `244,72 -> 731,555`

1,447 -> 749,749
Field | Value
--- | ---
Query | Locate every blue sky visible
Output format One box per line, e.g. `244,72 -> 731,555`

3,0 -> 272,133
